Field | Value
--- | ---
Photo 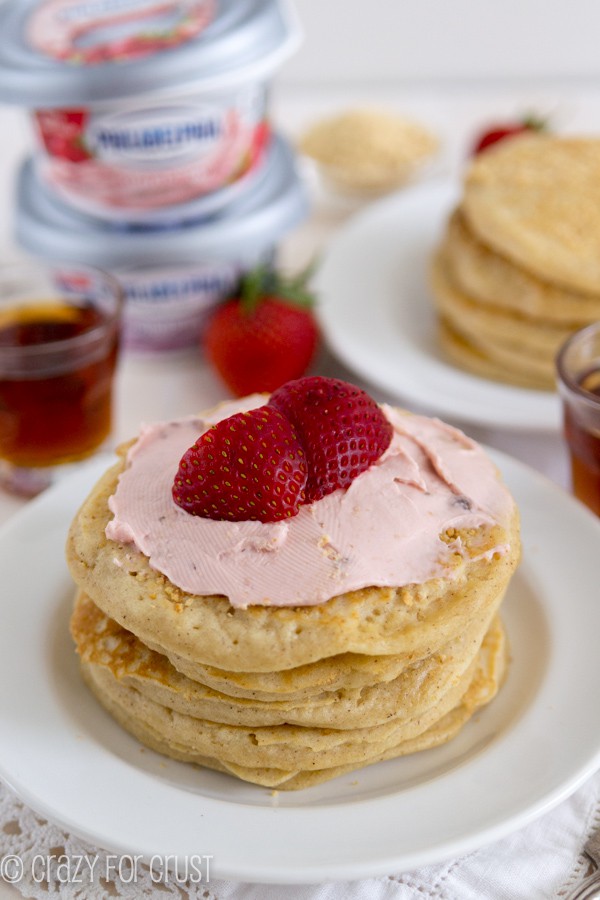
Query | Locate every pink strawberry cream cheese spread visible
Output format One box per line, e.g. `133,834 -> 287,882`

105,398 -> 516,609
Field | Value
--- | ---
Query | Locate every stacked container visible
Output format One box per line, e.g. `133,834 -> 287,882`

0,0 -> 308,351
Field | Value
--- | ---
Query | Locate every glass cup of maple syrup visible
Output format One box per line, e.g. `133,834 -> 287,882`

0,261 -> 122,497
556,322 -> 600,516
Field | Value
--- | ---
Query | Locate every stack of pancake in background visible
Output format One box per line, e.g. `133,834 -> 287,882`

66,406 -> 520,791
431,136 -> 600,390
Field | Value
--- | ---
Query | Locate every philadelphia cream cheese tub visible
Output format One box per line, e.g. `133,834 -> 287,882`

0,0 -> 301,223
15,135 -> 309,352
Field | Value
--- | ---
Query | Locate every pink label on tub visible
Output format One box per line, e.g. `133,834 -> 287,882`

34,90 -> 270,211
26,0 -> 215,65
120,262 -> 238,352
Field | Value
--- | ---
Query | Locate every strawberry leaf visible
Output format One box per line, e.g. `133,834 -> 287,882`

236,260 -> 318,316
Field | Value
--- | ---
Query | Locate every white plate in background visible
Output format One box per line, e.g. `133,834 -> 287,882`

316,181 -> 561,433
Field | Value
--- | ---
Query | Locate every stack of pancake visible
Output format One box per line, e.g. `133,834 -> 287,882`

66,409 -> 520,791
431,135 -> 600,390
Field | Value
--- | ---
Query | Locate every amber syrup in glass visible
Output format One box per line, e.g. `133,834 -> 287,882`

0,302 -> 118,468
564,368 -> 600,516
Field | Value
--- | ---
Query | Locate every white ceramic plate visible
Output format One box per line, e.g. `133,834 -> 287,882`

315,181 -> 561,433
0,453 -> 599,884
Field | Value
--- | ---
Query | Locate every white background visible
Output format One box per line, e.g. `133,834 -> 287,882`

282,0 -> 600,84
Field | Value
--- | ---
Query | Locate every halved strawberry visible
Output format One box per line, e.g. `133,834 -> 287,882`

269,376 -> 393,502
172,405 -> 307,522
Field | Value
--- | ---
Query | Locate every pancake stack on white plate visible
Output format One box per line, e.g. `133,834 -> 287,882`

431,136 -> 600,390
66,397 -> 520,790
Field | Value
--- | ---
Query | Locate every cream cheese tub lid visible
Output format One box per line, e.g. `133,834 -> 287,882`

0,0 -> 301,106
15,134 -> 309,266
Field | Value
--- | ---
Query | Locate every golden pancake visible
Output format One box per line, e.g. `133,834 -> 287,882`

72,592 -> 500,730
166,648 -> 433,703
443,210 -> 600,324
79,617 -> 507,789
462,135 -> 600,295
431,250 -> 574,356
437,319 -> 554,390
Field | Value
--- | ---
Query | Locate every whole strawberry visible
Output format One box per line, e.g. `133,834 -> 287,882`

471,114 -> 546,155
172,405 -> 307,522
269,376 -> 393,502
204,264 -> 319,397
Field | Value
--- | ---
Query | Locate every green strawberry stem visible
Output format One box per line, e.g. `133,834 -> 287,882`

239,259 -> 318,316
521,113 -> 547,132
